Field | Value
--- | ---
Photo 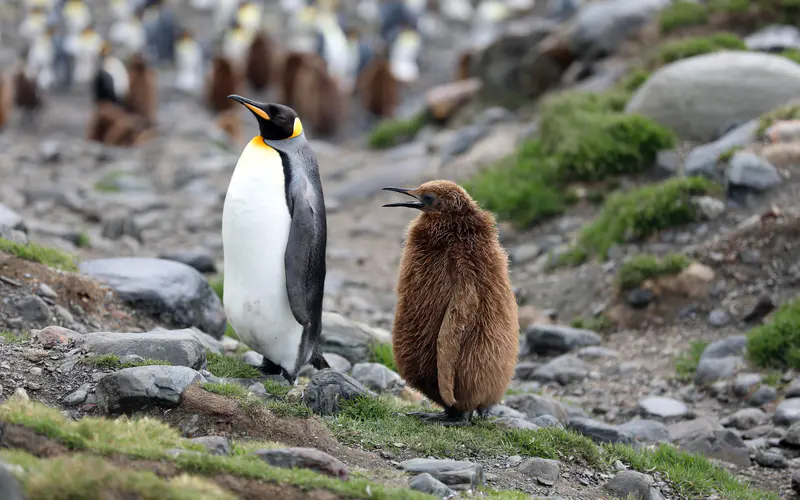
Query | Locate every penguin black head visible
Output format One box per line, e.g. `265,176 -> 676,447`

228,94 -> 304,141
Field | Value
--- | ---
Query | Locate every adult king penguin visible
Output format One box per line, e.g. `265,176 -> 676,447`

222,94 -> 330,383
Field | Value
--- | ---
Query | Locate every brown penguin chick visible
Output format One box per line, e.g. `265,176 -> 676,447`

279,51 -> 310,110
356,54 -> 398,119
86,102 -> 128,143
293,53 -> 346,138
125,52 -> 158,126
13,66 -> 43,123
0,71 -> 12,130
245,30 -> 274,92
382,180 -> 519,425
206,54 -> 239,114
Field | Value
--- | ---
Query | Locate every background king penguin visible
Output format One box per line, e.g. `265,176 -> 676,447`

222,94 -> 329,383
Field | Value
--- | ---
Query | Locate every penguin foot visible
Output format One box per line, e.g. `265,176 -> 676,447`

407,408 -> 472,427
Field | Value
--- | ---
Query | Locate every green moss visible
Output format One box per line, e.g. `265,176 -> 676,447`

76,232 -> 91,248
83,354 -> 172,370
263,379 -> 291,398
367,113 -> 428,149
571,176 -> 719,260
0,451 -> 237,500
761,371 -> 783,388
369,342 -> 397,372
615,68 -> 652,93
1,330 -> 31,344
659,1 -> 710,34
709,0 -> 752,14
206,351 -> 262,379
617,253 -> 691,291
0,395 -> 435,500
746,299 -> 800,369
329,396 -> 776,499
675,340 -> 710,382
0,238 -> 78,271
718,146 -> 745,164
570,315 -> 613,333
656,33 -> 746,65
756,102 -> 800,137
780,49 -> 800,64
209,274 -> 224,300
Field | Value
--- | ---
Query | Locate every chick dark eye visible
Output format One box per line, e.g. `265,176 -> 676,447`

421,193 -> 436,205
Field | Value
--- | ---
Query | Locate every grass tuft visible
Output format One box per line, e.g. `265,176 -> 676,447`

656,33 -> 746,65
756,102 -> 800,138
0,238 -> 78,271
206,351 -> 262,379
569,315 -> 613,333
746,298 -> 800,370
83,354 -> 172,370
263,379 -> 291,398
367,113 -> 428,149
368,342 -> 397,372
1,330 -> 32,344
209,275 -> 224,300
675,340 -> 710,382
617,253 -> 691,291
659,1 -> 710,34
568,176 -> 719,261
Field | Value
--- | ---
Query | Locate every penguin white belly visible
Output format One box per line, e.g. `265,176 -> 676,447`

222,141 -> 304,373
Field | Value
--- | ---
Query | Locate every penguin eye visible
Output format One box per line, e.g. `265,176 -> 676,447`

421,193 -> 436,205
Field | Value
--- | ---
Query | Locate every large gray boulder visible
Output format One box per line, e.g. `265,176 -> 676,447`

568,0 -> 670,57
626,51 -> 800,142
79,258 -> 226,338
79,330 -> 207,369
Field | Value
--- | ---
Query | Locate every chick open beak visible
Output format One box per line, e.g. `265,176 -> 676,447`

382,187 -> 424,209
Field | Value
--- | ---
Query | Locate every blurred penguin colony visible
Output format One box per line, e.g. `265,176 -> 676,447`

0,0 -> 538,146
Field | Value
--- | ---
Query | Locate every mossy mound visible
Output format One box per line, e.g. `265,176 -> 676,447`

0,238 -> 78,272
656,32 -> 746,65
659,0 -> 800,34
467,91 -> 675,228
616,253 -> 691,291
746,298 -> 800,370
560,176 -> 719,263
367,113 -> 429,149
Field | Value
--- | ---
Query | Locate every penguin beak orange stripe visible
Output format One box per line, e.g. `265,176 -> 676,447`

382,187 -> 424,209
228,94 -> 270,121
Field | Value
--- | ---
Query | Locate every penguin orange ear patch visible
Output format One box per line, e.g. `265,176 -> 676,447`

244,102 -> 270,121
290,117 -> 303,139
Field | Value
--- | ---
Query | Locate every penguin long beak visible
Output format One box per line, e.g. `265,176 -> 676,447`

382,187 -> 424,209
228,94 -> 270,121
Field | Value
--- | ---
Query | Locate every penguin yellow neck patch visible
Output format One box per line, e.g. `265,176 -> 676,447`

290,117 -> 303,139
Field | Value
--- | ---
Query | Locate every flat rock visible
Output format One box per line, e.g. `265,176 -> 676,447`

733,373 -> 763,397
524,324 -> 602,356
319,312 -> 391,363
79,258 -> 226,338
694,356 -> 743,386
504,393 -> 568,423
519,457 -> 560,486
158,250 -> 217,273
532,354 -> 589,385
495,417 -> 540,430
408,473 -> 455,498
79,330 -> 206,369
726,408 -> 768,430
726,151 -> 782,191
677,429 -> 751,468
486,404 -> 526,419
700,335 -> 748,360
322,352 -> 352,373
400,458 -> 484,490
302,369 -> 375,416
780,421 -> 800,447
530,414 -> 563,429
253,447 -> 349,480
190,436 -> 231,456
775,398 -> 800,426
350,362 -> 402,392
626,51 -> 800,142
668,417 -> 723,442
637,396 -> 688,421
617,419 -> 669,443
568,417 -> 635,444
604,470 -> 664,500
95,365 -> 206,414
756,450 -> 788,469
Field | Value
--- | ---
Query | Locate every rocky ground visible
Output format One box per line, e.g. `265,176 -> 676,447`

6,0 -> 800,499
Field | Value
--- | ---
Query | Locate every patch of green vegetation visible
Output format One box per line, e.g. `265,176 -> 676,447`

477,488 -> 533,500
369,342 -> 397,372
656,33 -> 745,65
0,450 -> 236,500
263,379 -> 291,398
675,340 -> 709,382
756,102 -> 800,137
568,176 -> 719,261
0,238 -> 78,271
617,253 -> 691,291
83,353 -> 172,370
202,381 -> 250,399
780,49 -> 800,65
76,232 -> 91,248
329,396 -> 776,499
203,382 -> 310,419
1,330 -> 31,344
615,68 -> 652,93
224,323 -> 238,340
266,400 -> 312,419
467,91 -> 674,228
206,350 -> 262,379
570,315 -> 613,333
746,299 -> 800,369
718,145 -> 745,164
367,113 -> 428,149
209,274 -> 224,300
93,171 -> 126,193
709,0 -> 752,14
659,1 -> 710,34
761,371 -> 783,388
0,395 -> 434,500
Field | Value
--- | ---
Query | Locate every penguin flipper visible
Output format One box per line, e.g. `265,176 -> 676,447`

436,278 -> 477,408
284,177 -> 326,331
